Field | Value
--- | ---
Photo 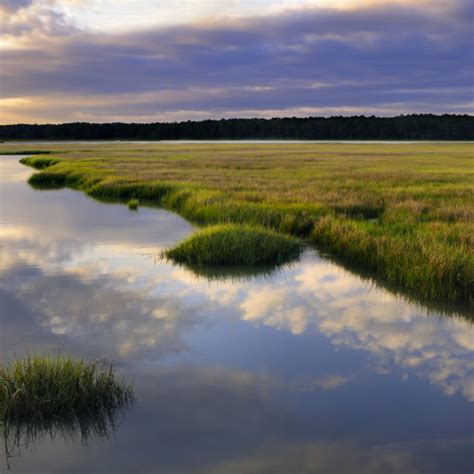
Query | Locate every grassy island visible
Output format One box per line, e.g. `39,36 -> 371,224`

164,224 -> 301,266
0,355 -> 133,424
4,141 -> 472,304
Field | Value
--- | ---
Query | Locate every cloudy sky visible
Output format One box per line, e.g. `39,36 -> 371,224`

0,0 -> 473,123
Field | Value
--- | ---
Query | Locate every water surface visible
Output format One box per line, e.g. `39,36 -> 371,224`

0,156 -> 473,473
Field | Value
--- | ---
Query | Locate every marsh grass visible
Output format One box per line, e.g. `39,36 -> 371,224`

26,170 -> 67,188
128,198 -> 139,210
19,155 -> 58,169
10,142 -> 474,303
315,241 -> 474,320
0,355 -> 133,425
163,224 -> 301,266
312,217 -> 473,302
0,355 -> 133,470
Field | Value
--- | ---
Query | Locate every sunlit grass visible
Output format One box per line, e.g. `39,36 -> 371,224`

7,141 -> 473,302
0,355 -> 133,424
312,216 -> 472,302
19,155 -> 58,168
127,198 -> 139,210
163,224 -> 301,266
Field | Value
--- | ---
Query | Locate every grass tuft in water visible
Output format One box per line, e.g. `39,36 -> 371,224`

128,198 -> 139,210
27,170 -> 67,189
163,224 -> 301,266
0,355 -> 133,424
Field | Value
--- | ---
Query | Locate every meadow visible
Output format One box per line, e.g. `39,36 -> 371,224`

2,141 -> 472,304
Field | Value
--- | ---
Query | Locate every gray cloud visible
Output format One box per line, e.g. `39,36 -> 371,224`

1,0 -> 473,121
0,0 -> 33,12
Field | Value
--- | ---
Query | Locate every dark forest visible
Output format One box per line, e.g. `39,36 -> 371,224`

1,115 -> 472,141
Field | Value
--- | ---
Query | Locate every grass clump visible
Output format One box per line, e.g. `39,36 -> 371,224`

0,355 -> 133,424
163,224 -> 301,266
27,171 -> 67,189
128,198 -> 139,210
19,155 -> 58,168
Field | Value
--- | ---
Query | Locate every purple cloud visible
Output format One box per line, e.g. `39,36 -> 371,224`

1,0 -> 473,122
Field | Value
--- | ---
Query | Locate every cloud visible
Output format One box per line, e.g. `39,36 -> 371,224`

290,374 -> 352,391
0,0 -> 473,122
0,0 -> 34,12
203,438 -> 474,474
1,2 -> 76,38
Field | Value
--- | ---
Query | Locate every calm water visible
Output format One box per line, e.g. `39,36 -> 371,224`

0,156 -> 473,473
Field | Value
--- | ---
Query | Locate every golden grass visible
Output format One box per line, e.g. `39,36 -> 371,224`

3,141 -> 472,303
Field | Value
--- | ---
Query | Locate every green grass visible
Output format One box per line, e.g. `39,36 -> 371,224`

313,216 -> 472,302
3,141 -> 472,303
0,355 -> 133,424
19,155 -> 58,168
163,224 -> 301,266
128,198 -> 139,210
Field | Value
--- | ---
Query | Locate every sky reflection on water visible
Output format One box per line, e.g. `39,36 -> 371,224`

0,157 -> 473,473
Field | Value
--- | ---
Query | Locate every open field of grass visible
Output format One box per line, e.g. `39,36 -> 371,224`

2,141 -> 473,304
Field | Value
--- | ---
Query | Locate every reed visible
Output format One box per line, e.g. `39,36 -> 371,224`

128,198 -> 139,210
163,224 -> 301,266
0,355 -> 133,424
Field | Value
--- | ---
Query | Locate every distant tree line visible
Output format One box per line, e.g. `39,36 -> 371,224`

1,115 -> 473,140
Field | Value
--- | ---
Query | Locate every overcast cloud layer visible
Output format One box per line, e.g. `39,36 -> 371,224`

0,0 -> 473,123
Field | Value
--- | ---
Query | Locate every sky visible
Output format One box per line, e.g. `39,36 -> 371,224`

0,0 -> 473,123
